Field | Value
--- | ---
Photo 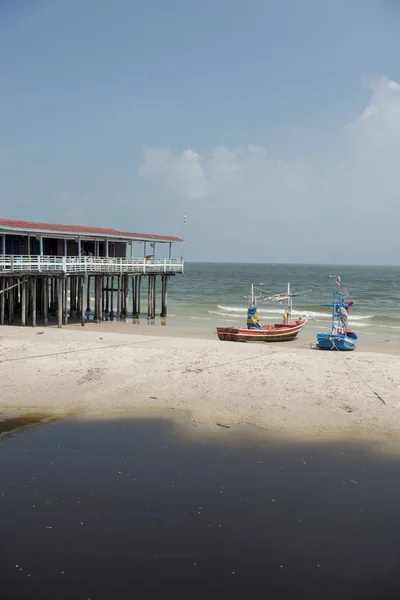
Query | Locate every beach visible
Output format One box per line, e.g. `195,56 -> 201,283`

1,323 -> 399,436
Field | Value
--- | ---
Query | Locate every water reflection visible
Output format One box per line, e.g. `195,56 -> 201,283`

1,414 -> 400,599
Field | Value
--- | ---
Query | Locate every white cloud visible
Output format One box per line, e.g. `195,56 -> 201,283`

140,143 -> 309,205
139,77 -> 400,262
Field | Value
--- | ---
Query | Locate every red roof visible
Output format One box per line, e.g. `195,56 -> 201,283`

0,218 -> 182,243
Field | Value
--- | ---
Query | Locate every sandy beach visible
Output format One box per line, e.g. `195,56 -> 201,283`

1,323 -> 399,436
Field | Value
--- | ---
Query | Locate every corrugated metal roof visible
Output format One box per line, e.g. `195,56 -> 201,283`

0,218 -> 183,243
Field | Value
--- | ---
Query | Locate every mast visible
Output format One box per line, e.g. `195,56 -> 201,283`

286,282 -> 292,324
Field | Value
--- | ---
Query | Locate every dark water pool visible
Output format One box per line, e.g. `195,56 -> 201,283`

1,414 -> 400,599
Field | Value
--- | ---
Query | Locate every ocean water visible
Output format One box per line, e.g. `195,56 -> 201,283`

164,263 -> 400,336
2,414 -> 400,599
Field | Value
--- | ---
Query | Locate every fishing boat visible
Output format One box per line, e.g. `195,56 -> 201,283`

316,291 -> 357,351
216,283 -> 308,342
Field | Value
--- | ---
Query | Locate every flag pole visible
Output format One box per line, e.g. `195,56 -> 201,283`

181,213 -> 187,260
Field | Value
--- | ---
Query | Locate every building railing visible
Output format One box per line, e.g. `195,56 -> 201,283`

0,255 -> 184,275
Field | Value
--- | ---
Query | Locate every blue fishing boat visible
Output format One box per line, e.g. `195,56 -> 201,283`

316,291 -> 358,351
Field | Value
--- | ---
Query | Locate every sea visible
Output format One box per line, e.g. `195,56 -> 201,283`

2,413 -> 400,599
163,263 -> 400,337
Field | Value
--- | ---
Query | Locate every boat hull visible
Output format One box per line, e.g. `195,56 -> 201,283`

217,319 -> 307,342
316,333 -> 356,351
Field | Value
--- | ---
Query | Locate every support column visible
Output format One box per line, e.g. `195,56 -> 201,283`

160,275 -> 168,318
9,279 -> 14,325
132,277 -> 137,319
21,279 -> 26,326
0,278 -> 4,325
124,275 -> 128,320
147,276 -> 151,319
57,279 -> 62,327
98,276 -> 103,322
64,277 -> 69,324
31,277 -> 37,327
86,275 -> 91,314
101,276 -> 105,318
81,276 -> 86,326
152,275 -> 156,319
77,276 -> 82,318
110,276 -> 114,320
105,276 -> 110,318
117,275 -> 121,321
43,278 -> 48,326
137,276 -> 141,318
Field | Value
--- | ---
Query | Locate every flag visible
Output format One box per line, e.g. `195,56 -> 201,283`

336,275 -> 341,287
184,213 -> 187,224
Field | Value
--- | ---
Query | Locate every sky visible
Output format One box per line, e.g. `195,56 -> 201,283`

1,0 -> 400,264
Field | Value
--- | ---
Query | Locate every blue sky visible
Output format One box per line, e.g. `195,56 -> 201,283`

1,0 -> 400,263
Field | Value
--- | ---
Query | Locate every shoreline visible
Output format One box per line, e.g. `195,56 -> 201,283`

0,324 -> 399,437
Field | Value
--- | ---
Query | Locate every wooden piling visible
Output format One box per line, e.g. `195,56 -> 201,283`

124,275 -> 128,320
21,279 -> 26,326
0,278 -> 4,326
137,276 -> 141,318
86,275 -> 91,315
43,278 -> 48,326
101,276 -> 105,319
9,279 -> 14,325
81,277 -> 86,326
105,276 -> 110,318
110,276 -> 114,320
160,275 -> 168,318
132,277 -> 136,319
117,275 -> 121,321
31,277 -> 37,327
152,275 -> 156,319
147,276 -> 152,319
98,276 -> 103,322
64,277 -> 69,325
50,278 -> 54,313
57,278 -> 62,327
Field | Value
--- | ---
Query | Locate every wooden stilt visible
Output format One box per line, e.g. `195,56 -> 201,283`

21,279 -> 26,326
132,277 -> 136,319
137,276 -> 141,318
147,276 -> 151,319
0,278 -> 4,326
9,279 -> 14,324
25,278 -> 30,323
101,276 -> 105,319
93,276 -> 98,322
98,276 -> 103,322
110,276 -> 114,320
32,277 -> 37,327
50,278 -> 54,313
151,275 -> 156,319
81,277 -> 86,326
124,275 -> 128,320
44,277 -> 48,326
57,279 -> 62,327
117,275 -> 121,321
63,277 -> 68,324
86,275 -> 91,314
105,276 -> 110,318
